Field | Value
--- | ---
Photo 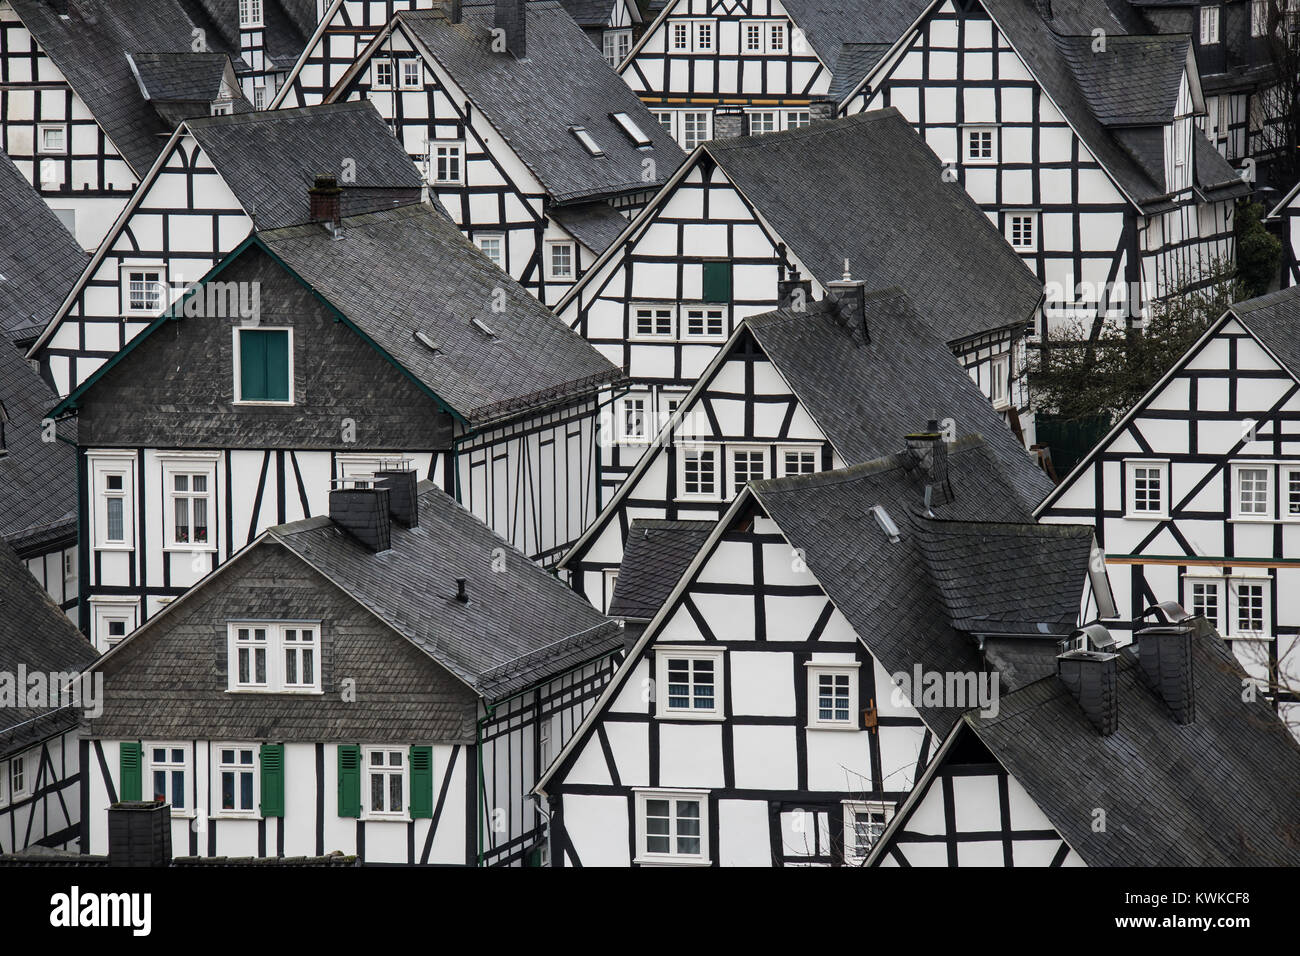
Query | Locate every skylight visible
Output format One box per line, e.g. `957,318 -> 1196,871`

412,329 -> 441,352
611,112 -> 651,147
870,505 -> 901,544
570,126 -> 604,156
472,317 -> 497,337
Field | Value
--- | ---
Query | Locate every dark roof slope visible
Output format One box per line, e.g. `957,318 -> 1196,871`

0,154 -> 88,345
1230,286 -> 1300,377
968,624 -> 1300,866
271,482 -> 620,698
553,201 -> 631,256
609,519 -> 713,620
0,539 -> 97,756
746,289 -> 1054,509
397,2 -> 683,203
707,111 -> 1044,343
256,202 -> 623,424
1055,34 -> 1188,126
0,341 -> 77,548
782,0 -> 929,79
915,518 -> 1093,636
184,101 -> 425,230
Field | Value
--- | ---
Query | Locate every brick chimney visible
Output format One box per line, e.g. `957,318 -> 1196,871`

713,107 -> 747,141
1135,623 -> 1195,724
438,0 -> 463,22
108,801 -> 173,867
495,0 -> 526,58
329,486 -> 392,552
809,96 -> 837,123
1057,650 -> 1119,736
309,173 -> 342,228
376,468 -> 419,529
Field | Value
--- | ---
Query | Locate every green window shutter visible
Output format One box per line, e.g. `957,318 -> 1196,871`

239,329 -> 290,402
337,744 -> 361,818
702,261 -> 731,303
264,329 -> 289,401
409,746 -> 433,818
119,741 -> 142,802
259,744 -> 284,818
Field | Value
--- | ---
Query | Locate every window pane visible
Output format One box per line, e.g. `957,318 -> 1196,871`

107,497 -> 124,541
371,773 -> 384,811
390,773 -> 402,813
240,771 -> 253,810
302,649 -> 314,685
222,771 -> 235,810
254,647 -> 265,684
171,770 -> 184,808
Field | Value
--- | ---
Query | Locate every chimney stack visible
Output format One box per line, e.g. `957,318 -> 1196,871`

777,269 -> 812,310
809,96 -> 837,123
826,261 -> 868,344
1057,649 -> 1119,736
108,801 -> 173,867
495,0 -> 526,58
376,468 -> 419,529
712,107 -> 747,141
329,486 -> 392,552
439,0 -> 463,22
904,420 -> 951,510
309,173 -> 342,229
455,578 -> 469,603
1135,623 -> 1196,724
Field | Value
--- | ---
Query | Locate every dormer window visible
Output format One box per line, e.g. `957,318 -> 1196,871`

211,101 -> 233,116
228,623 -> 321,693
1200,5 -> 1220,44
239,0 -> 263,28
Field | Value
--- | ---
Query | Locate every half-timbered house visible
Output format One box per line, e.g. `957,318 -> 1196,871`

49,199 -> 621,647
325,1 -> 684,305
537,432 -> 1114,866
1036,285 -> 1300,728
560,286 -> 1054,612
868,614 -> 1300,866
618,0 -> 928,148
80,478 -> 622,866
0,537 -> 98,854
28,100 -> 424,398
558,109 -> 1046,499
1271,177 -> 1300,286
559,0 -> 645,65
843,0 -> 1252,335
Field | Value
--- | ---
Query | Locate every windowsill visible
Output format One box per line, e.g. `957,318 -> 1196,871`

361,814 -> 411,824
655,710 -> 723,722
234,400 -> 295,407
226,688 -> 325,696
1224,633 -> 1275,642
168,808 -> 196,819
806,723 -> 860,733
1227,517 -> 1295,524
214,809 -> 260,820
163,543 -> 218,553
94,543 -> 135,552
992,398 -> 1012,411
634,855 -> 710,867
963,158 -> 998,166
1123,513 -> 1169,521
680,335 -> 729,344
674,496 -> 723,504
431,180 -> 464,187
628,336 -> 677,343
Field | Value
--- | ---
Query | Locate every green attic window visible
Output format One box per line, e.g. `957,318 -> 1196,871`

236,328 -> 292,404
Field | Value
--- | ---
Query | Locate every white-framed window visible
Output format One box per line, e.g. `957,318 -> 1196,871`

786,110 -> 811,130
123,266 -> 166,314
612,112 -> 652,147
635,789 -> 708,864
681,111 -> 711,150
233,326 -> 293,405
963,125 -> 997,164
768,21 -> 786,52
38,123 -> 67,154
373,58 -> 394,89
729,445 -> 766,494
210,101 -> 234,116
990,352 -> 1010,408
745,22 -> 763,51
618,393 -> 650,443
91,597 -> 138,649
682,306 -> 726,339
843,801 -> 894,864
632,304 -> 675,340
742,19 -> 785,52
1232,463 -> 1272,519
655,647 -> 724,719
547,241 -> 575,280
807,663 -> 859,730
334,453 -> 410,489
1283,465 -> 1300,519
671,21 -> 690,50
1125,460 -> 1169,518
8,752 -> 28,801
1200,5 -> 1220,43
661,389 -> 688,423
0,758 -> 8,808
429,141 -> 464,185
779,446 -> 819,477
693,19 -> 715,51
1006,212 -> 1037,251
1228,578 -> 1270,638
603,27 -> 632,66
148,744 -> 190,814
475,233 -> 505,269
400,58 -> 421,89
217,745 -> 258,815
227,622 -> 322,693
253,85 -> 267,109
162,458 -> 217,550
1186,577 -> 1224,629
239,0 -> 263,27
538,718 -> 553,769
747,111 -> 777,135
1252,0 -> 1268,36
364,747 -> 407,820
91,455 -> 135,550
653,111 -> 674,135
678,445 -> 719,498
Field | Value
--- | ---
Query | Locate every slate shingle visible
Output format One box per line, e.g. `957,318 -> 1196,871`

608,519 -> 713,620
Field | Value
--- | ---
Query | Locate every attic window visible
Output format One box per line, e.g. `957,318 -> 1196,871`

570,126 -> 604,157
413,330 -> 442,353
472,317 -> 497,338
870,505 -> 901,543
611,112 -> 651,147
239,0 -> 264,28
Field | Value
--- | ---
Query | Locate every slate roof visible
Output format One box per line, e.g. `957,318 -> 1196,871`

0,538 -> 98,758
752,436 -> 1089,735
965,623 -> 1300,866
256,203 -> 623,425
0,340 -> 77,549
394,2 -> 683,203
914,518 -> 1094,636
1230,285 -> 1300,377
0,154 -> 88,345
553,201 -> 631,256
1055,34 -> 1189,126
781,0 -> 929,80
558,0 -> 636,27
269,482 -> 621,698
188,0 -> 312,72
129,52 -> 234,103
828,42 -> 893,99
706,110 -> 1044,343
608,519 -> 713,620
183,101 -> 425,230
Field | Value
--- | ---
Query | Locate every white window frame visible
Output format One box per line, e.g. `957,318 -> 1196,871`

634,789 -> 709,865
746,110 -> 778,135
91,454 -> 136,550
683,19 -> 714,52
807,662 -> 860,730
121,264 -> 167,315
362,746 -> 409,821
1006,211 -> 1038,251
546,240 -> 576,281
161,456 -> 218,552
1231,462 -> 1273,520
842,800 -> 895,864
147,743 -> 192,817
428,140 -> 465,185
1227,577 -> 1271,640
1125,459 -> 1169,518
8,751 -> 28,802
1282,464 -> 1300,520
728,444 -> 768,495
786,109 -> 811,130
603,27 -> 632,67
767,21 -> 787,52
372,58 -> 394,90
612,111 -> 651,147
1185,576 -> 1225,630
962,125 -> 998,165
681,305 -> 727,341
38,123 -> 67,154
239,0 -> 263,27
232,326 -> 295,406
91,597 -> 139,649
618,392 -> 651,443
474,233 -> 505,269
399,58 -> 422,90
226,622 -> 323,694
681,111 -> 711,150
778,445 -> 820,478
654,646 -> 724,720
677,444 -> 721,500
603,568 -> 620,614
1200,5 -> 1221,44
216,744 -> 259,817
989,351 -> 1011,409
630,303 -> 676,341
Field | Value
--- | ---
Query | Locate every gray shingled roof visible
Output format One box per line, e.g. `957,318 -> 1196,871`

557,0 -> 631,27
966,624 -> 1300,866
608,519 -> 713,620
129,51 -> 234,103
0,340 -> 77,548
396,2 -> 683,203
707,111 -> 1044,343
781,0 -> 929,79
914,518 -> 1094,636
746,289 -> 1054,509
0,538 -> 98,757
189,0 -> 311,72
1055,34 -> 1189,126
255,202 -> 623,424
0,153 -> 88,345
184,101 -> 425,230
553,201 -> 631,256
1231,285 -> 1300,377
270,482 -> 620,698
